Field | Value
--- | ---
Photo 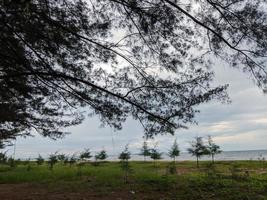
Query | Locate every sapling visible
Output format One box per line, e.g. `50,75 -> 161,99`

48,153 -> 58,170
206,136 -> 222,163
140,141 -> 151,161
95,150 -> 108,162
57,154 -> 67,163
79,149 -> 92,162
69,154 -> 77,166
150,145 -> 162,171
119,145 -> 132,183
168,139 -> 180,163
188,137 -> 209,168
36,154 -> 44,165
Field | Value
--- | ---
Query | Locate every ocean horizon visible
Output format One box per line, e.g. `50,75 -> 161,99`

107,149 -> 267,161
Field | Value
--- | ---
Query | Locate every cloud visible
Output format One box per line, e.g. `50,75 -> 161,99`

4,62 -> 267,158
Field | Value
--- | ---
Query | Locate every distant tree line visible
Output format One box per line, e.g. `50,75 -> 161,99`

0,136 -> 221,170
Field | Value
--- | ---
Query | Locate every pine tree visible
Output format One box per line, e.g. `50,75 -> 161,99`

150,146 -> 162,170
36,154 -> 44,165
79,149 -> 92,161
140,141 -> 151,161
207,136 -> 222,163
119,145 -> 132,183
188,137 -> 208,168
95,150 -> 108,162
168,139 -> 180,163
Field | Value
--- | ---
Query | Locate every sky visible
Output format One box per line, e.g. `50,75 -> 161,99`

4,59 -> 267,159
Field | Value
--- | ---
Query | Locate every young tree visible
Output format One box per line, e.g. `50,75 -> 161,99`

68,154 -> 77,166
57,154 -> 67,163
168,139 -> 180,163
207,136 -> 222,163
79,149 -> 92,162
140,141 -> 151,161
119,146 -> 131,161
1,1 -> 267,144
119,145 -> 131,183
48,153 -> 58,170
150,146 -> 162,169
188,137 -> 208,168
36,154 -> 44,165
95,150 -> 108,162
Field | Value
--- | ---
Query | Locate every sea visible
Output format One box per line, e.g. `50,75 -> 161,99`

108,149 -> 267,161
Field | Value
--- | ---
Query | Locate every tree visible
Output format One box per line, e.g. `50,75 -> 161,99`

95,150 -> 108,162
1,0 -> 267,144
207,136 -> 222,163
48,152 -> 58,170
188,137 -> 208,168
119,145 -> 131,183
150,146 -> 162,169
68,154 -> 77,166
168,139 -> 180,163
36,154 -> 44,165
57,153 -> 67,162
79,149 -> 92,161
119,145 -> 131,161
139,141 -> 151,161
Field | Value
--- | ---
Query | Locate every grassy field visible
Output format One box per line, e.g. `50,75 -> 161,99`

0,160 -> 267,200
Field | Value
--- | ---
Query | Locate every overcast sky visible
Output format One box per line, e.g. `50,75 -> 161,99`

4,60 -> 267,159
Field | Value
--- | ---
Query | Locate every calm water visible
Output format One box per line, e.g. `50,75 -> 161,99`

108,150 -> 267,161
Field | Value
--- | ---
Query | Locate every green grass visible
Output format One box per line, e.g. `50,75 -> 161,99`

0,160 -> 267,199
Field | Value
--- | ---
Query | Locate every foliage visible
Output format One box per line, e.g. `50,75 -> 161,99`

0,151 -> 7,163
188,137 -> 209,167
36,154 -> 44,165
119,145 -> 132,183
57,154 -> 67,162
68,154 -> 77,166
150,146 -> 163,170
207,136 -> 222,163
10,0 -> 267,143
139,141 -> 151,161
150,149 -> 162,160
168,139 -> 180,162
95,150 -> 108,161
119,145 -> 131,161
48,153 -> 58,170
79,149 -> 92,161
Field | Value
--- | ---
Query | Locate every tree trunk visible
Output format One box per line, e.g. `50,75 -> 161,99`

212,154 -> 214,163
197,156 -> 199,168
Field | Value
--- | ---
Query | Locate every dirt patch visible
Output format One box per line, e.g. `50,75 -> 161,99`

0,183 -> 165,200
